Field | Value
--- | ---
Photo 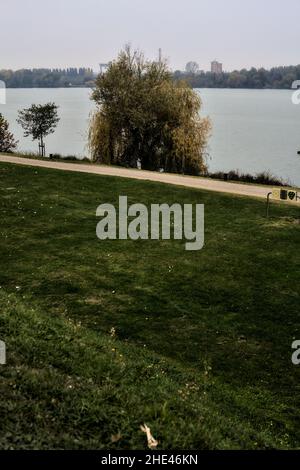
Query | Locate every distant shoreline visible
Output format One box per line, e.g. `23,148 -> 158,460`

1,64 -> 299,90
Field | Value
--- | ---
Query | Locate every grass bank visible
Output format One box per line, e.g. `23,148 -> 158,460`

0,162 -> 299,449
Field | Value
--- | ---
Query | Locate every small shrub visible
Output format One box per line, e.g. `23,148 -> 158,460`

208,169 -> 289,186
0,113 -> 18,153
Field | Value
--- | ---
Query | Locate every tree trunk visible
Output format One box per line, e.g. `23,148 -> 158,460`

39,135 -> 45,157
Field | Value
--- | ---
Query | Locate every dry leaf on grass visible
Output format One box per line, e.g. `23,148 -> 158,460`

140,423 -> 158,449
111,433 -> 122,443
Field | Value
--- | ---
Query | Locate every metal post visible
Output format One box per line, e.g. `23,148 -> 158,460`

266,192 -> 272,218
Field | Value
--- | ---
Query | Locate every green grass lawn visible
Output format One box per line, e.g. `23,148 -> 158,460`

0,162 -> 299,450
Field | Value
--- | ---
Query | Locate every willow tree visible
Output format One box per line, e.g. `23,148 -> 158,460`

89,46 -> 211,175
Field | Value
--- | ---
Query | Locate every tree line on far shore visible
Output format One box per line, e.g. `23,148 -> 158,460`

0,68 -> 95,88
1,64 -> 300,89
174,65 -> 300,89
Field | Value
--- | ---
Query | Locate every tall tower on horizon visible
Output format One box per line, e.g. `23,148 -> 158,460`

211,60 -> 223,74
158,48 -> 162,63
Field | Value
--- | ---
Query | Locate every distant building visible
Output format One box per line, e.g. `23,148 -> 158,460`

211,60 -> 223,74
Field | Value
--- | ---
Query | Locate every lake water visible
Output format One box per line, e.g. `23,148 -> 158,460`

1,88 -> 300,186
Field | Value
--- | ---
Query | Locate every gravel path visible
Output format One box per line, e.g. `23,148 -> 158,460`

0,155 -> 295,202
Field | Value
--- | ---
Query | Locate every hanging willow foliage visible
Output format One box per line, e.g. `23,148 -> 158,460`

89,46 -> 211,175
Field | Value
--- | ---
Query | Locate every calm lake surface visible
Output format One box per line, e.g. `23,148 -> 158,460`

1,88 -> 300,185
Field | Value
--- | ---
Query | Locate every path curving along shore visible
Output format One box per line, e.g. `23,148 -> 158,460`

0,154 -> 298,203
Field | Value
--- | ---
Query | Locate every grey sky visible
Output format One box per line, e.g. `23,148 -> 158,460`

1,0 -> 300,72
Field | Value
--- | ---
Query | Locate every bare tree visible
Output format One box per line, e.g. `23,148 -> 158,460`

185,62 -> 199,74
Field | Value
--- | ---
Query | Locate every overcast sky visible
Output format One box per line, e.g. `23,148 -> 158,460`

1,0 -> 300,72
